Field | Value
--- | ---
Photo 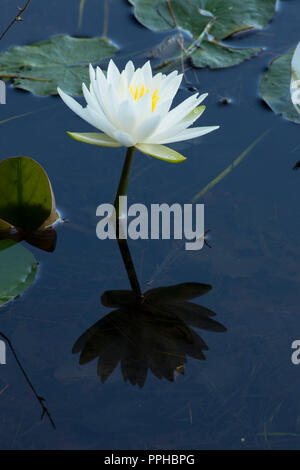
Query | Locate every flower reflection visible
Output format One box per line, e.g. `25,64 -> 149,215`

73,240 -> 226,387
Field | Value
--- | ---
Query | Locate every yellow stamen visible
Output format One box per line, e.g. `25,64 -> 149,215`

139,84 -> 145,98
130,84 -> 160,112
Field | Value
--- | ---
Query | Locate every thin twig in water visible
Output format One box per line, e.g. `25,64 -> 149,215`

166,0 -> 178,27
0,0 -> 32,41
0,105 -> 56,125
102,0 -> 109,38
0,332 -> 56,429
78,0 -> 87,29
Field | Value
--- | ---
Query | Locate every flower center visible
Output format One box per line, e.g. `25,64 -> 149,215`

130,84 -> 160,112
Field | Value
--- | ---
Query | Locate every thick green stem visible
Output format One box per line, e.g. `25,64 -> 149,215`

114,146 -> 136,218
113,147 -> 142,297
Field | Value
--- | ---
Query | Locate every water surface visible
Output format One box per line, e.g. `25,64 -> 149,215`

0,0 -> 300,450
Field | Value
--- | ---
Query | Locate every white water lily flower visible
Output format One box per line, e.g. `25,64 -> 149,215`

291,42 -> 300,114
57,60 -> 219,163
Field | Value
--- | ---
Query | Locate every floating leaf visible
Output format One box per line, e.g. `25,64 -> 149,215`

0,240 -> 37,307
260,48 -> 300,124
0,156 -> 57,232
129,0 -> 276,69
0,35 -> 119,96
191,40 -> 261,69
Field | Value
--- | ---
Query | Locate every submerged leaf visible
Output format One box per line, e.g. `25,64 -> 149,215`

0,35 -> 119,96
0,241 -> 37,307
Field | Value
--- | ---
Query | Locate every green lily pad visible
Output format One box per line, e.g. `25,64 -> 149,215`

191,40 -> 261,68
0,156 -> 57,232
260,48 -> 300,124
0,35 -> 119,96
0,240 -> 37,307
129,0 -> 276,69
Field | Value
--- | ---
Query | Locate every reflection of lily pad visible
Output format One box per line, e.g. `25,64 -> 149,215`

0,240 -> 37,307
0,35 -> 119,96
129,0 -> 276,69
260,48 -> 300,124
0,156 -> 57,232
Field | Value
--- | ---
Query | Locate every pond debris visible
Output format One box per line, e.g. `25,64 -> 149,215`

0,332 -> 55,429
0,0 -> 32,41
149,33 -> 192,60
293,160 -> 300,170
192,130 -> 271,202
219,97 -> 232,105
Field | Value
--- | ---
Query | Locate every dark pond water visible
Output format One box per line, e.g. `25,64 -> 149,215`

1,0 -> 300,450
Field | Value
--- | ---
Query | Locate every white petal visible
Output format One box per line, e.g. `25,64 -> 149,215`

86,106 -> 117,137
57,87 -> 84,113
90,66 -> 106,111
114,130 -> 136,147
141,60 -> 152,84
135,115 -> 161,142
95,67 -> 118,126
179,105 -> 206,126
107,59 -> 121,87
159,71 -> 182,96
118,72 -> 128,100
156,93 -> 207,134
134,92 -> 152,122
67,132 -> 121,147
89,63 -> 96,82
117,100 -> 137,134
292,42 -> 300,78
145,106 -> 206,143
57,84 -> 115,136
150,72 -> 163,91
125,60 -> 135,85
155,126 -> 220,144
82,83 -> 99,112
136,143 -> 186,163
291,43 -> 300,111
159,74 -> 182,104
130,67 -> 143,89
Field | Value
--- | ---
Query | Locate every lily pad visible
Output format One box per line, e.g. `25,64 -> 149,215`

0,35 -> 119,96
260,48 -> 300,124
129,0 -> 276,69
0,240 -> 37,307
0,156 -> 57,232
